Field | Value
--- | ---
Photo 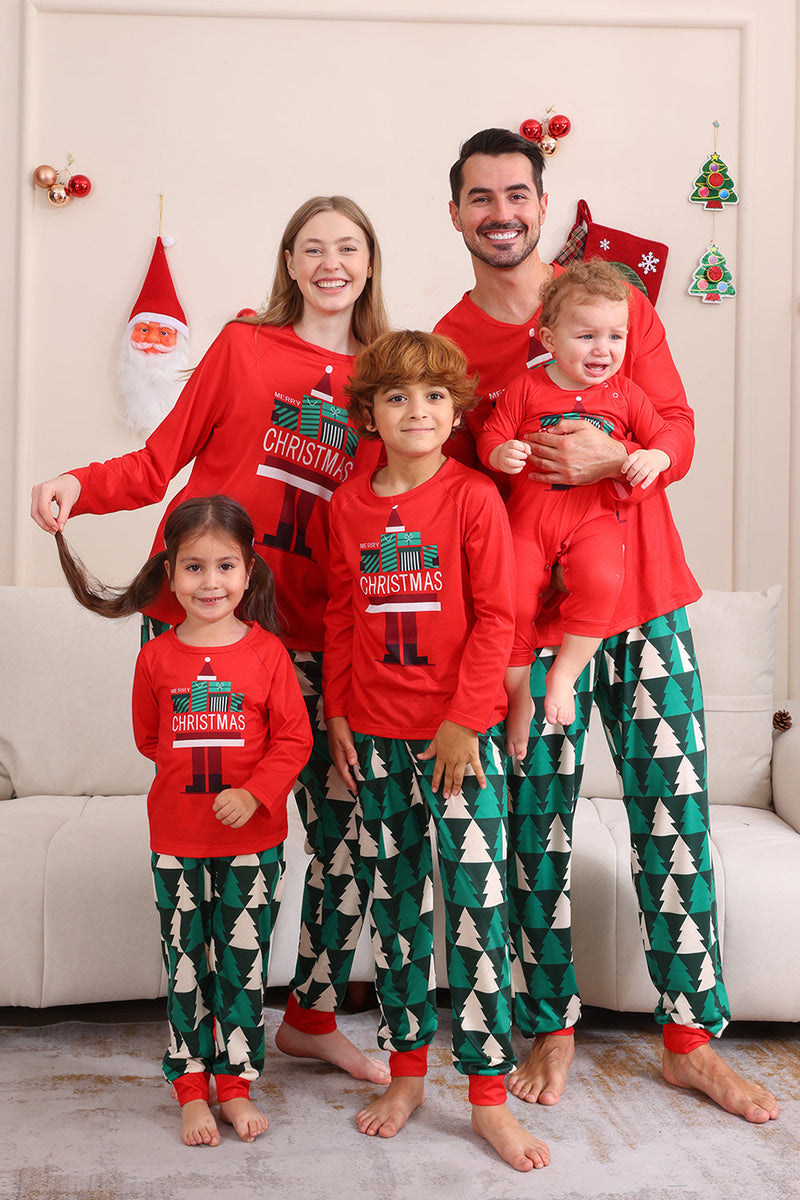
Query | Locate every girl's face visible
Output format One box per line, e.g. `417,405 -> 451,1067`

285,210 -> 372,321
167,531 -> 252,635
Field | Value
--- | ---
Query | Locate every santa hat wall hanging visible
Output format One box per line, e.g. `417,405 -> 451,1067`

688,121 -> 737,303
118,197 -> 190,433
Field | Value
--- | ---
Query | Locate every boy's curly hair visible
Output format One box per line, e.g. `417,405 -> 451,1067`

345,330 -> 478,439
539,258 -> 629,332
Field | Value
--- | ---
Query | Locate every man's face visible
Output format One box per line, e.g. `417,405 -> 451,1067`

449,152 -> 548,270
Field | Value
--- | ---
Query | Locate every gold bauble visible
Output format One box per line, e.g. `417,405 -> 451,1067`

47,184 -> 70,207
33,164 -> 58,189
539,135 -> 559,156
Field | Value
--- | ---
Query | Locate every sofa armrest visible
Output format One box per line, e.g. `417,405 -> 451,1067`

771,699 -> 800,833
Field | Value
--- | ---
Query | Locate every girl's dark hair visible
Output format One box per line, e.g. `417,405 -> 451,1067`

56,495 -> 279,636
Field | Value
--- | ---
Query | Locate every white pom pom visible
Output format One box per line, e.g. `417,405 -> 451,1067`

162,235 -> 176,248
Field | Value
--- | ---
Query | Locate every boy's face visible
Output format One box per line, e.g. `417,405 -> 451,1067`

367,382 -> 460,461
539,297 -> 629,390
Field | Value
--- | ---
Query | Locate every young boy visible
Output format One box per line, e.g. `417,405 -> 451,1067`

323,330 -> 549,1173
478,260 -> 682,734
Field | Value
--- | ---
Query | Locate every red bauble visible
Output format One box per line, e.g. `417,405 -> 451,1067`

519,119 -> 542,143
706,265 -> 724,283
67,174 -> 92,198
547,114 -> 571,139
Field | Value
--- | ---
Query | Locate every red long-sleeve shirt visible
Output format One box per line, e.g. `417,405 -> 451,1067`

132,624 -> 312,857
323,459 -> 516,739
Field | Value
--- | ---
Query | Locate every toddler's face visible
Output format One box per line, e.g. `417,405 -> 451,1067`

540,297 -> 629,390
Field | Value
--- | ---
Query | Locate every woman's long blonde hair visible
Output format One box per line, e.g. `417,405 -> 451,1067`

242,196 -> 389,346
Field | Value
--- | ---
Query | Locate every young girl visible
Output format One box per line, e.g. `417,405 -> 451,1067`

57,495 -> 313,1147
31,196 -> 391,1086
324,330 -> 549,1173
477,259 -> 681,732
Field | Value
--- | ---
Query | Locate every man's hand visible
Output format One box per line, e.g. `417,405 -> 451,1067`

213,788 -> 258,827
526,420 -> 626,487
417,719 -> 485,799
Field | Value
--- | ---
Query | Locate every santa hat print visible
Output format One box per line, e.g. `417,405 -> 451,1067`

310,364 -> 334,402
128,237 -> 188,336
527,326 -> 550,370
386,506 -> 405,533
197,657 -> 217,682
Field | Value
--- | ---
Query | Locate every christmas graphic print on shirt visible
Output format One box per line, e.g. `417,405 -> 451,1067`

133,624 -> 312,858
257,363 -> 359,559
323,459 -> 516,742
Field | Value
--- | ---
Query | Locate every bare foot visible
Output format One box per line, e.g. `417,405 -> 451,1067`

507,1031 -> 574,1105
219,1096 -> 270,1142
356,1076 -> 425,1138
662,1042 -> 780,1124
471,1103 -> 550,1171
544,671 -> 576,727
180,1099 -> 220,1147
275,1020 -> 390,1085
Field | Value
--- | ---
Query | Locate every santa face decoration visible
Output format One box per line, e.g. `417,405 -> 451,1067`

130,320 -> 180,355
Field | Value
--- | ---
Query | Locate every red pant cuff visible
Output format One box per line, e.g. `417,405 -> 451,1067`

173,1071 -> 211,1105
548,1027 -> 575,1036
215,1074 -> 251,1102
662,1023 -> 712,1054
468,1074 -> 508,1106
389,1046 -> 429,1077
284,991 -> 337,1035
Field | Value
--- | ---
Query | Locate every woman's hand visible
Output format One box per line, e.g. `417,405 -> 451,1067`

30,474 -> 82,533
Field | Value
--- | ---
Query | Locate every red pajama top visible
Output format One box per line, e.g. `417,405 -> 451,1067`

435,281 -> 701,640
70,322 -> 360,649
322,458 -> 516,739
132,624 -> 312,857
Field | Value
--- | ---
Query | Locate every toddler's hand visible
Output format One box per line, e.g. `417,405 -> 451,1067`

490,439 -> 532,475
620,448 -> 670,490
213,787 -> 258,827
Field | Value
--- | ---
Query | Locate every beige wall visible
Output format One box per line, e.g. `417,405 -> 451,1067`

5,0 -> 798,695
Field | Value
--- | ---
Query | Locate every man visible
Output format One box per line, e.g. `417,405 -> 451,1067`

435,127 -> 779,1124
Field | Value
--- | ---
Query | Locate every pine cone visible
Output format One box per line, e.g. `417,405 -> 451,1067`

773,709 -> 793,731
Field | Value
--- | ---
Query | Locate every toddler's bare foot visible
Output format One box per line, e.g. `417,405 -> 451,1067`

471,1102 -> 550,1171
662,1043 -> 779,1123
544,672 -> 576,727
356,1076 -> 425,1138
180,1099 -> 220,1147
507,1031 -> 574,1105
275,1020 -> 390,1084
219,1096 -> 270,1142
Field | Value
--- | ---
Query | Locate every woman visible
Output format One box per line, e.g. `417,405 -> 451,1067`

31,195 -> 391,1085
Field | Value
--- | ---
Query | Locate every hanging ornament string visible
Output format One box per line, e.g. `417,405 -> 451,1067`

688,120 -> 737,303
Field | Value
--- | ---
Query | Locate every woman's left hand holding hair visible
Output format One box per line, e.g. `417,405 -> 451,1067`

30,473 -> 82,533
213,787 -> 259,827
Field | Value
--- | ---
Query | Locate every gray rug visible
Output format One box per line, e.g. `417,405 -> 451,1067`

2,1001 -> 798,1200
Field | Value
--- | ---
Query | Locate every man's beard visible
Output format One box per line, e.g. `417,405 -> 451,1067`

118,331 -> 190,434
464,221 -> 540,270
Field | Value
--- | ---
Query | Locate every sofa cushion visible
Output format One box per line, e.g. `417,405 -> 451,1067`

688,586 -> 781,808
0,587 -> 153,800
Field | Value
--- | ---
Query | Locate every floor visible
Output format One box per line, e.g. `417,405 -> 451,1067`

2,996 -> 798,1200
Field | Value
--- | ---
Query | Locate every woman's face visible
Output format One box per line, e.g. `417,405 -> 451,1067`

285,209 -> 372,320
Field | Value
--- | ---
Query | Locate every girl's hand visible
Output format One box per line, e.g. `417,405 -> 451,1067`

620,448 -> 671,490
417,719 -> 485,798
326,715 -> 359,794
489,439 -> 531,475
213,787 -> 258,827
30,473 -> 82,533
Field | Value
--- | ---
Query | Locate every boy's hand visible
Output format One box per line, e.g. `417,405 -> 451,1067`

213,787 -> 258,827
326,715 -> 359,794
417,719 -> 485,798
504,665 -> 533,761
620,448 -> 671,490
489,439 -> 531,475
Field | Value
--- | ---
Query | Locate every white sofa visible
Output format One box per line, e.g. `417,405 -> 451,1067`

1,585 -> 798,1020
